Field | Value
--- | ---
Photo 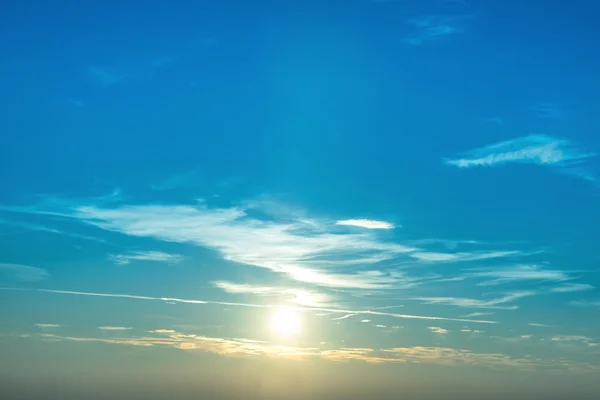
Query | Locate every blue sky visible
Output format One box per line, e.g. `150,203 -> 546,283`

1,0 -> 600,399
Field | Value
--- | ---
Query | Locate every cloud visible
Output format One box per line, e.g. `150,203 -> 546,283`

460,312 -> 494,318
98,326 -> 132,331
550,283 -> 594,293
22,329 -> 599,372
413,292 -> 533,309
34,324 -> 60,328
5,287 -> 498,324
331,314 -> 357,321
551,336 -> 597,347
109,251 -> 184,265
410,250 -> 520,263
428,326 -> 449,334
531,103 -> 567,120
361,319 -> 371,323
466,265 -> 571,286
88,66 -> 124,87
569,300 -> 600,307
213,281 -> 335,307
404,15 -> 467,45
444,134 -> 595,172
0,263 -> 49,282
335,219 -> 395,229
528,323 -> 553,328
44,202 -> 418,290
0,218 -> 105,243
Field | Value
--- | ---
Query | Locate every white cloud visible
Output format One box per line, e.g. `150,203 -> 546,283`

98,326 -> 132,331
0,263 -> 49,281
528,323 -> 552,328
361,320 -> 371,323
213,281 -> 334,307
0,218 -> 105,243
467,265 -> 571,286
109,251 -> 184,265
550,283 -> 594,293
410,250 -> 520,263
62,203 -> 417,289
413,292 -> 533,309
551,336 -> 597,347
445,134 -> 595,169
336,219 -> 395,229
30,288 -> 497,324
332,314 -> 357,321
35,324 -> 60,328
428,326 -> 449,334
460,312 -> 494,318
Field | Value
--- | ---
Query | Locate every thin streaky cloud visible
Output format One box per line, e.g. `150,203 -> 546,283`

466,265 -> 572,286
213,281 -> 335,307
35,324 -> 60,328
550,283 -> 594,293
528,323 -> 553,328
0,218 -> 106,243
444,134 -> 595,169
1,288 -> 498,324
410,250 -> 521,263
332,314 -> 357,321
98,326 -> 132,331
460,312 -> 494,318
109,251 -> 184,265
336,219 -> 395,229
0,263 -> 49,282
412,292 -> 533,310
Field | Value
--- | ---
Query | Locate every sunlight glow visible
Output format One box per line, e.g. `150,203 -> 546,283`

270,307 -> 301,336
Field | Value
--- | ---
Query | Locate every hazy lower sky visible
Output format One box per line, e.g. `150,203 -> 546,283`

1,0 -> 600,399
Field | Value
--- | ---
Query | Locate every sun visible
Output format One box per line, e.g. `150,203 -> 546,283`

270,307 -> 301,336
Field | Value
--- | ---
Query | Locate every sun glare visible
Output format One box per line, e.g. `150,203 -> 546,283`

270,307 -> 301,336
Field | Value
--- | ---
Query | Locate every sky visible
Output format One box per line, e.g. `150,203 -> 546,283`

1,0 -> 600,399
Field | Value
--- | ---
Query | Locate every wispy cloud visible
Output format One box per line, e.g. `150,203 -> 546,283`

404,15 -> 468,45
34,323 -> 60,328
331,314 -> 357,321
528,323 -> 553,328
19,328 -> 599,372
40,202 -> 419,290
335,219 -> 395,229
0,218 -> 105,243
550,283 -> 594,293
410,250 -> 520,263
531,102 -> 568,120
213,281 -> 335,307
413,292 -> 533,309
466,265 -> 571,286
0,263 -> 49,282
428,326 -> 449,334
109,251 -> 184,265
98,326 -> 132,331
3,288 -> 497,324
444,135 -> 595,170
460,312 -> 494,318
551,336 -> 598,347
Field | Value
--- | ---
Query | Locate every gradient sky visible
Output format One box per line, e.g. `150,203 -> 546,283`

1,1 -> 600,399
